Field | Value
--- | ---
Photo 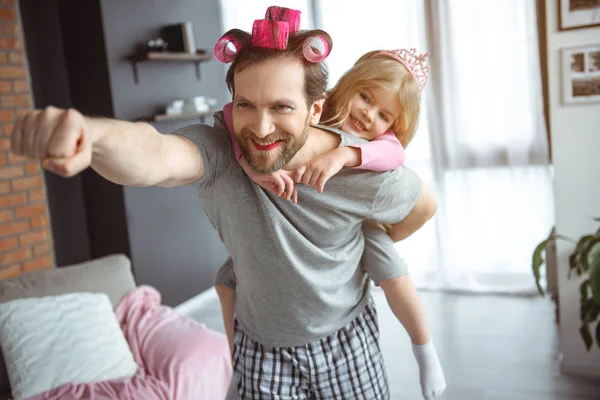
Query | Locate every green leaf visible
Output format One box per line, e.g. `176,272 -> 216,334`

589,243 -> 600,304
569,252 -> 581,277
594,217 -> 600,223
580,323 -> 593,351
581,299 -> 600,323
532,239 -> 548,295
554,233 -> 577,243
581,298 -> 593,321
580,280 -> 590,302
578,235 -> 595,246
575,235 -> 595,273
589,304 -> 600,322
584,238 -> 600,272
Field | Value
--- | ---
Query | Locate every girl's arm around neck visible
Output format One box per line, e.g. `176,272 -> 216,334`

348,132 -> 405,172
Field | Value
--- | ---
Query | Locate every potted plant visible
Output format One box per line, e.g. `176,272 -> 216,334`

532,218 -> 600,351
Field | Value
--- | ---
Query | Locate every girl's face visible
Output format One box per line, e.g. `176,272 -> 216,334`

341,87 -> 401,140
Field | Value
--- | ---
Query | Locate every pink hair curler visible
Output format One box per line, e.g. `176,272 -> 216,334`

251,19 -> 289,50
302,35 -> 331,63
213,34 -> 242,63
265,6 -> 301,33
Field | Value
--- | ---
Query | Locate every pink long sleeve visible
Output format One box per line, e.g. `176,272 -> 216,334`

223,102 -> 243,161
349,132 -> 405,172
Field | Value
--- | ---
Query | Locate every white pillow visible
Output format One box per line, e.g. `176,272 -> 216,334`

0,292 -> 138,400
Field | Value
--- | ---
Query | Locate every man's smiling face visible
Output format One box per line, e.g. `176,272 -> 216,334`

231,57 -> 313,173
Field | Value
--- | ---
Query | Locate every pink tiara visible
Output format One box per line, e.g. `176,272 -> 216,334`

377,48 -> 431,91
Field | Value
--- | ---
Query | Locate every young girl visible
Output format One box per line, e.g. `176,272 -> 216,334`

218,46 -> 446,399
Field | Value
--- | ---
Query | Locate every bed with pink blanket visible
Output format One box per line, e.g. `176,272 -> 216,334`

26,286 -> 232,400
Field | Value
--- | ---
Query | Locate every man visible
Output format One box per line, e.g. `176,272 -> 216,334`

11,24 -> 436,400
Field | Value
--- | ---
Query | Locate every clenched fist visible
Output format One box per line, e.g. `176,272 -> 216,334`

11,106 -> 92,177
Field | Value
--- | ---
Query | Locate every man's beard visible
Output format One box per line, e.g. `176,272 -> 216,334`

237,121 -> 310,174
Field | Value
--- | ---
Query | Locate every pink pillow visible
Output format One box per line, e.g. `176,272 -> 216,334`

145,308 -> 231,398
24,286 -> 231,400
116,286 -> 232,399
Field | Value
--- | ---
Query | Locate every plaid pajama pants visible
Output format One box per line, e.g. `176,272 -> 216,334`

230,299 -> 389,399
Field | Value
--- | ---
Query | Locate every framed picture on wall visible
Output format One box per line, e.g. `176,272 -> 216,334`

559,0 -> 600,30
561,44 -> 600,105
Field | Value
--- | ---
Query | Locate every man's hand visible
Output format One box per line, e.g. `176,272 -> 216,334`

11,107 -> 92,178
293,147 -> 355,193
239,156 -> 298,203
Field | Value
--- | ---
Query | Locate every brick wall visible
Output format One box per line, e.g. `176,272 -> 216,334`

0,0 -> 54,279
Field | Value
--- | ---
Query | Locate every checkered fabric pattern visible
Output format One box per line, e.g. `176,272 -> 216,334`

231,299 -> 389,399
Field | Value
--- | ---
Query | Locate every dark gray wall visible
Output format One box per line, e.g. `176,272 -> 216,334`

21,0 -> 127,267
20,0 -> 91,267
99,0 -> 230,306
99,0 -> 230,124
120,187 -> 230,307
21,0 -> 231,306
58,0 -> 133,263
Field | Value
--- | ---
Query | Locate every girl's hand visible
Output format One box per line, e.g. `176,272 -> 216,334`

293,148 -> 351,193
239,156 -> 298,203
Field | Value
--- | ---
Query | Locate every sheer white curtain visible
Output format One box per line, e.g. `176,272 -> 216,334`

424,0 -> 550,169
218,0 -> 555,294
401,0 -> 554,294
315,0 -> 428,89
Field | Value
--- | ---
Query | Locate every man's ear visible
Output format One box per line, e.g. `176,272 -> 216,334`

309,97 -> 326,125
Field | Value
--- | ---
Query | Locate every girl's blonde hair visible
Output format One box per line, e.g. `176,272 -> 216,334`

321,50 -> 422,147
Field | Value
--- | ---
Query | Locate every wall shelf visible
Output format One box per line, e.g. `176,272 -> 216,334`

129,51 -> 212,84
139,111 -> 213,123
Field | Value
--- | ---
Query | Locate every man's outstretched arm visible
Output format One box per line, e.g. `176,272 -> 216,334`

11,107 -> 204,187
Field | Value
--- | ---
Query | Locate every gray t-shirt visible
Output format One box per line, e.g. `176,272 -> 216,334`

216,220 -> 410,289
175,111 -> 422,348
